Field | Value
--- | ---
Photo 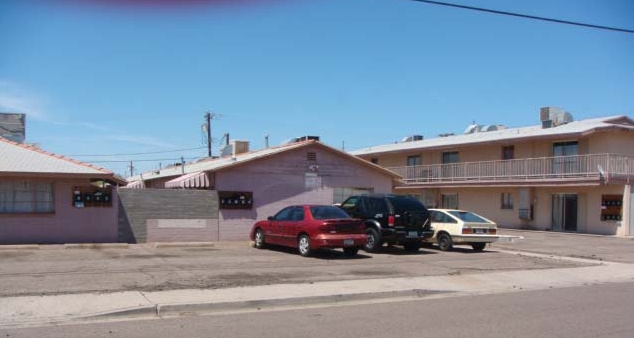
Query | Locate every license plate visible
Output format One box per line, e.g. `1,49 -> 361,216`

407,231 -> 419,238
343,239 -> 354,246
475,229 -> 487,234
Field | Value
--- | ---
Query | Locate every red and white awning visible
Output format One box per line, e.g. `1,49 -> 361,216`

122,180 -> 145,189
165,171 -> 210,189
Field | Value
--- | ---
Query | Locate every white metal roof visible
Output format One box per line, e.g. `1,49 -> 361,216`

0,137 -> 115,176
349,115 -> 634,156
128,140 -> 401,183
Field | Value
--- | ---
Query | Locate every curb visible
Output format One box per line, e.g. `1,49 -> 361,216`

0,244 -> 40,250
64,243 -> 130,249
499,228 -> 634,240
153,242 -> 215,249
86,305 -> 158,320
157,289 -> 445,317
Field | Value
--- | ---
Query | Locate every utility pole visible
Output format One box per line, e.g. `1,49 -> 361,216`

205,112 -> 212,157
128,161 -> 134,177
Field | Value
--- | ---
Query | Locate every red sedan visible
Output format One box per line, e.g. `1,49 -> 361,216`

250,205 -> 367,257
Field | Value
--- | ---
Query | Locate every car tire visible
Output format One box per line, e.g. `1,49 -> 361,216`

254,229 -> 265,249
403,242 -> 421,252
298,234 -> 312,257
471,242 -> 486,252
343,247 -> 359,257
364,228 -> 382,253
437,233 -> 453,251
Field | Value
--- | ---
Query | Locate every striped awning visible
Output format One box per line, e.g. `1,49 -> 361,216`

165,171 -> 210,189
122,180 -> 145,189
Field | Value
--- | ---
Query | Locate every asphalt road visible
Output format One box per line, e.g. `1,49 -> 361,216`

3,282 -> 633,338
0,239 -> 589,297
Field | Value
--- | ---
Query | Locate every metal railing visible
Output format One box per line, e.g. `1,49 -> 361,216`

386,153 -> 634,184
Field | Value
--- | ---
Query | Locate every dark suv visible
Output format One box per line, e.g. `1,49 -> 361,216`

339,194 -> 433,252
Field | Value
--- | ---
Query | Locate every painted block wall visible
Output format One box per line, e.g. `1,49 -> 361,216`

216,145 -> 394,241
0,178 -> 118,244
118,189 -> 219,243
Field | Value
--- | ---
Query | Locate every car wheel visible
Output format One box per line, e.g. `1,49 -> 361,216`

437,233 -> 453,251
253,229 -> 265,249
403,242 -> 421,252
298,234 -> 312,257
471,242 -> 486,252
343,247 -> 359,257
364,228 -> 382,253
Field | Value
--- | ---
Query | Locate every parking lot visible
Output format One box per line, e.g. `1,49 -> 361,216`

3,229 -> 631,298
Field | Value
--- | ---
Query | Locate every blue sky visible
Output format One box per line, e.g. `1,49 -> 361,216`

1,0 -> 633,176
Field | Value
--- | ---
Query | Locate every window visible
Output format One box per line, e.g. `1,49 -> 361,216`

553,141 -> 579,174
370,158 -> 378,164
307,152 -> 317,161
441,193 -> 458,209
407,155 -> 421,166
273,207 -> 294,221
0,181 -> 54,214
501,192 -> 513,209
442,152 -> 459,164
333,187 -> 373,205
502,146 -> 515,160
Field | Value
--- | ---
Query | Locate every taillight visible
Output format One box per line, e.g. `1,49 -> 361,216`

489,228 -> 497,234
462,228 -> 472,234
388,215 -> 395,227
318,223 -> 335,232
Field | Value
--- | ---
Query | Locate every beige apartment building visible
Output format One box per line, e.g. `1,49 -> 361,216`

350,108 -> 634,236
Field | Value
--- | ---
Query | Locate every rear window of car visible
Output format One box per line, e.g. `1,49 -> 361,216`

310,206 -> 351,220
447,211 -> 490,223
387,196 -> 427,214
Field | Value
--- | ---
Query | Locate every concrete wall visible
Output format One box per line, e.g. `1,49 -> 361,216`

0,178 -> 118,244
118,189 -> 219,243
215,144 -> 394,241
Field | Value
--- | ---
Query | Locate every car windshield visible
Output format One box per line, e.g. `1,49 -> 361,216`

387,196 -> 427,214
447,211 -> 490,223
310,206 -> 351,219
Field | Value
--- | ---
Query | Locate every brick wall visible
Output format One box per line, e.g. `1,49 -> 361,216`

118,189 -> 219,243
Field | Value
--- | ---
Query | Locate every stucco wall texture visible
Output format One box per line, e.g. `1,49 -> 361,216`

216,144 -> 394,241
0,178 -> 118,244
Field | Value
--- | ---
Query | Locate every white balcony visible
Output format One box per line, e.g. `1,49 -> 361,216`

387,154 -> 634,187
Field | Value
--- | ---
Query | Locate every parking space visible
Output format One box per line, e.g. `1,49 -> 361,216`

0,235 -> 598,297
493,229 -> 634,263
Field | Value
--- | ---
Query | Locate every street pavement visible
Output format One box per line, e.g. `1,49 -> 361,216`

0,229 -> 633,328
4,282 -> 633,338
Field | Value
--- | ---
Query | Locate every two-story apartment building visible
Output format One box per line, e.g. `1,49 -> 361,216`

350,108 -> 634,236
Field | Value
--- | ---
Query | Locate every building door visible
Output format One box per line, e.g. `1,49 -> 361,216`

552,194 -> 578,231
553,141 -> 579,175
630,186 -> 634,236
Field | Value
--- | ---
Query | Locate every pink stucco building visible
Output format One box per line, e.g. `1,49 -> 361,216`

0,137 -> 125,244
126,140 -> 400,241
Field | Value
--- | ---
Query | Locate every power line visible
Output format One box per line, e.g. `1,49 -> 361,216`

82,157 -> 201,163
66,146 -> 206,157
406,0 -> 634,34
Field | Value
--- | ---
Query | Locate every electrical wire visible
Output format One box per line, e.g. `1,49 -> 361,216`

82,157 -> 202,163
66,146 -> 206,157
406,0 -> 634,34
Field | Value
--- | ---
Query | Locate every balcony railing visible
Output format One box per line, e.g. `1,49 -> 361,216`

387,153 -> 634,185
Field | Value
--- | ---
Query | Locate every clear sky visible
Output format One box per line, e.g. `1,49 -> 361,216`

1,0 -> 633,177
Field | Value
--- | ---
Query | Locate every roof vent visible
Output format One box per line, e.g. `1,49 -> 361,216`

401,135 -> 423,142
464,123 -> 506,134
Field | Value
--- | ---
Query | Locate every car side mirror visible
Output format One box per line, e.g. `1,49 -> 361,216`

267,216 -> 274,221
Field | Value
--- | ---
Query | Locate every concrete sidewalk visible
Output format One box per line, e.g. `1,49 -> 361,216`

2,250 -> 633,329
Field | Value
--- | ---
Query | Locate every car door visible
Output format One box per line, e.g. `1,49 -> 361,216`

268,207 -> 293,245
283,206 -> 305,246
429,210 -> 458,240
